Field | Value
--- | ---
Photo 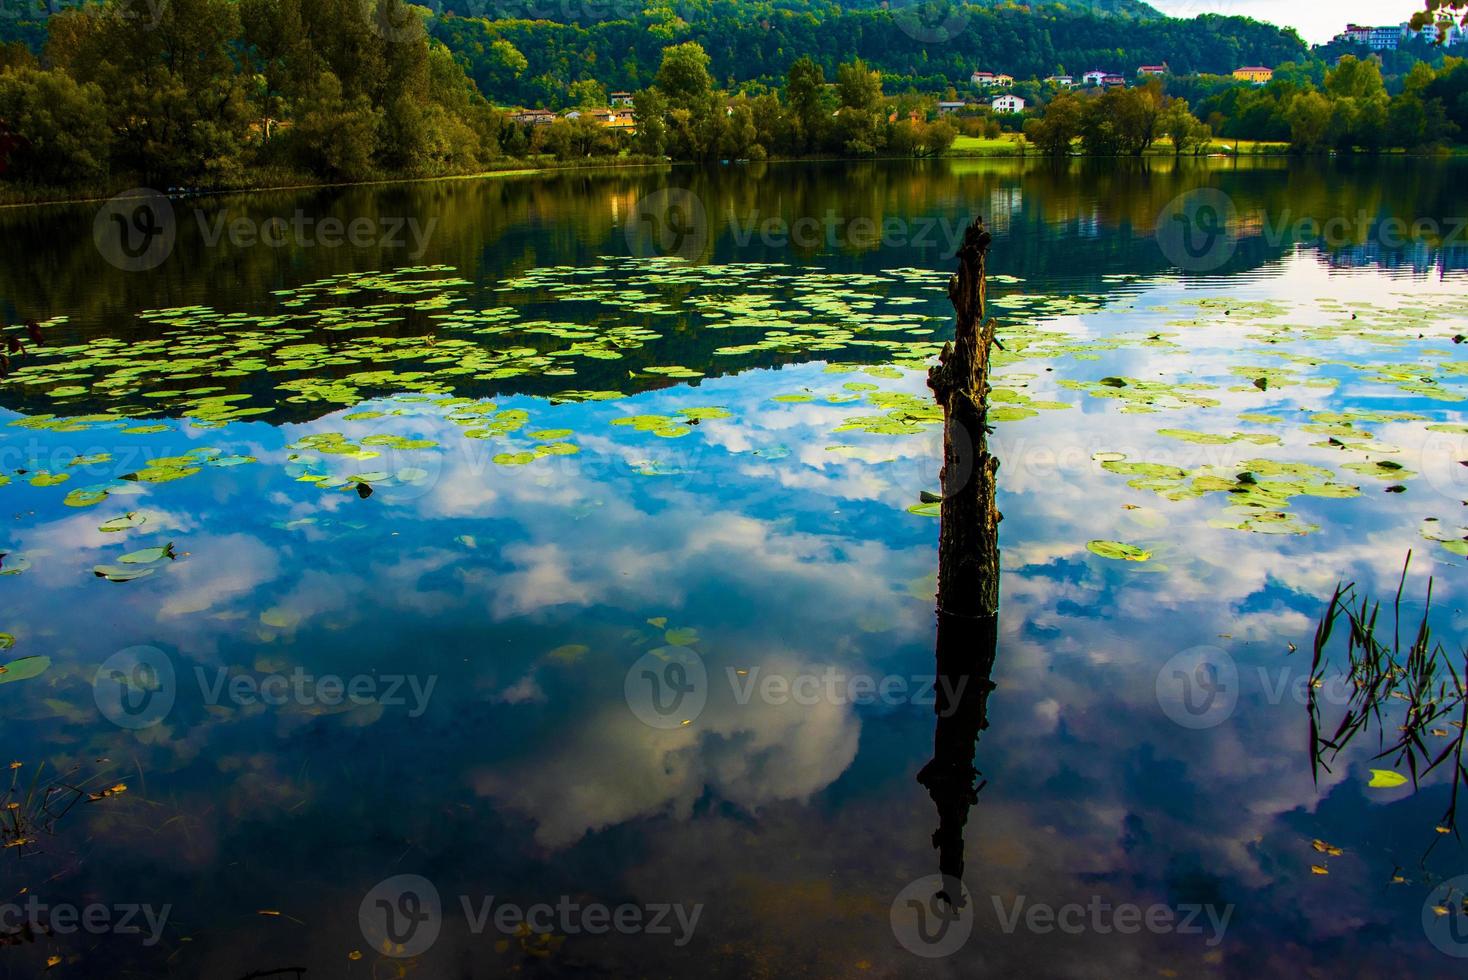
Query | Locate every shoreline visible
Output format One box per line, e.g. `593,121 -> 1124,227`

0,157 -> 670,210
4,147 -> 1465,209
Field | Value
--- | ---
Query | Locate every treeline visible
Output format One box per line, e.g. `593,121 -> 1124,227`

630,44 -> 956,161
1197,56 -> 1467,150
1016,56 -> 1467,155
0,0 -> 510,188
1023,81 -> 1213,156
429,3 -> 1305,109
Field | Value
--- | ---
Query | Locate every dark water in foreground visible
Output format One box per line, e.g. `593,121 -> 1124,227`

0,157 -> 1465,977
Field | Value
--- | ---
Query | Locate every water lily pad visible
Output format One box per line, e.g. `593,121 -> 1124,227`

1086,540 -> 1152,562
0,656 -> 50,684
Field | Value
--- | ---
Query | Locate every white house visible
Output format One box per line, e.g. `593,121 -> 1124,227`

970,71 -> 1014,88
1083,70 -> 1108,86
991,94 -> 1025,113
1137,64 -> 1168,77
937,101 -> 966,115
1045,75 -> 1075,87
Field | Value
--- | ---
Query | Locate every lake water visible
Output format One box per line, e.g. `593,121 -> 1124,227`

0,158 -> 1466,977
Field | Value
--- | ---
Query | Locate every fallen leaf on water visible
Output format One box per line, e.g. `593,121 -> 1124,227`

1367,769 -> 1408,788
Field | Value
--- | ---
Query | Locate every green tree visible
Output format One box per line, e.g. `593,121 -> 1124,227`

0,68 -> 110,182
1325,56 -> 1386,101
1286,90 -> 1332,151
1024,90 -> 1083,156
632,88 -> 668,157
1158,97 -> 1210,155
568,79 -> 608,108
785,57 -> 827,154
656,42 -> 713,112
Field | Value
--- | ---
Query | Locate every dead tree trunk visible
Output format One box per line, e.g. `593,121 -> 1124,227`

917,217 -> 1002,897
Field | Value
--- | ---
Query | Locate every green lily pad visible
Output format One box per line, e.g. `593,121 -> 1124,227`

1086,540 -> 1152,562
0,656 -> 50,684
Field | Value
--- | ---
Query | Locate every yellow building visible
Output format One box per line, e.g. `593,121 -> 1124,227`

1233,66 -> 1273,84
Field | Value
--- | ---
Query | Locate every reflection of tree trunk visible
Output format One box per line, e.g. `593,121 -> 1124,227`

917,218 -> 1001,897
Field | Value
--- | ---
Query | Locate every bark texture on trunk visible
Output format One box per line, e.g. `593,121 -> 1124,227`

917,217 -> 1002,896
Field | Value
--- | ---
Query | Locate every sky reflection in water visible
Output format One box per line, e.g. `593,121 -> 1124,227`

0,160 -> 1466,977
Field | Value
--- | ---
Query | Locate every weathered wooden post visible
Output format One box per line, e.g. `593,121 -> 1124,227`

917,217 -> 1002,895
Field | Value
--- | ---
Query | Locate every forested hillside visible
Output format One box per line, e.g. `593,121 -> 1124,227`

1,0 -> 1307,111
430,2 -> 1305,108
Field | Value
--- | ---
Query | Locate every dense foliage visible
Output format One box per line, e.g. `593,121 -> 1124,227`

1192,56 -> 1468,151
0,0 -> 510,187
0,0 -> 1460,191
429,2 -> 1305,109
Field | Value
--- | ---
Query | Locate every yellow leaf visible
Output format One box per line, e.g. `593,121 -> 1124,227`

1367,769 -> 1408,788
1310,865 -> 1329,875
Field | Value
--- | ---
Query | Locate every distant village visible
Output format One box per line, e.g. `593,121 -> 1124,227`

947,20 -> 1463,117
503,20 -> 1468,129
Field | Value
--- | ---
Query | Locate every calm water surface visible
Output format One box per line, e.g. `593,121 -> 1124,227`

0,158 -> 1465,977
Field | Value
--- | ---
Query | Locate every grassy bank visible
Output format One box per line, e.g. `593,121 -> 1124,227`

948,133 -> 1466,158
